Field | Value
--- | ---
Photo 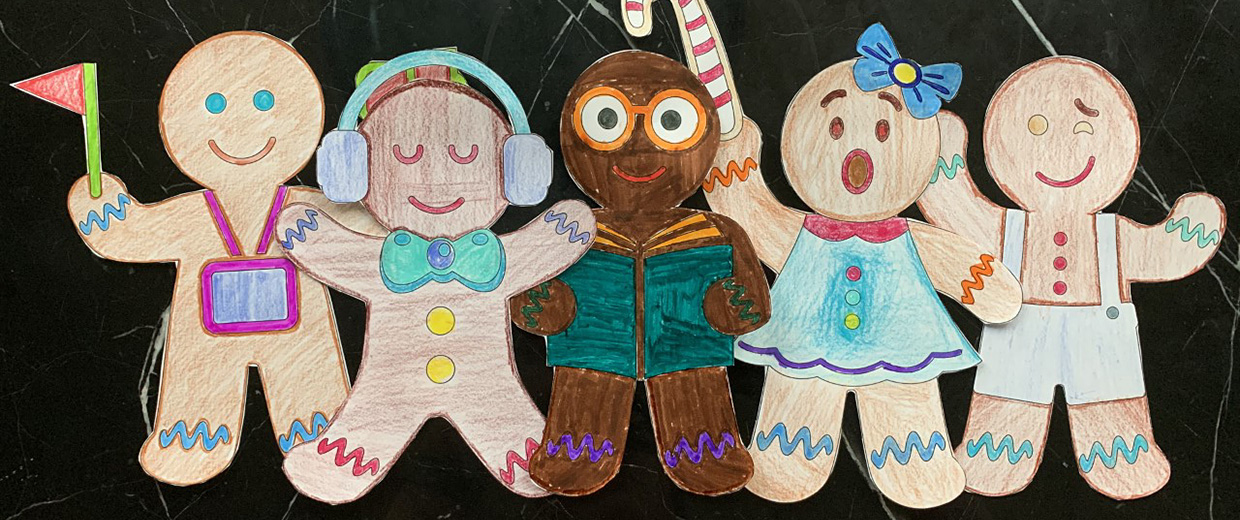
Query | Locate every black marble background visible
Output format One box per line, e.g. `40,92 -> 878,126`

1,1 -> 1237,518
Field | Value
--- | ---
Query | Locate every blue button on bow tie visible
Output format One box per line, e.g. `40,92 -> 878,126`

380,229 -> 505,293
852,23 -> 962,119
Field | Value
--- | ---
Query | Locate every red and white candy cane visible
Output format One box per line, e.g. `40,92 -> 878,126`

623,0 -> 743,140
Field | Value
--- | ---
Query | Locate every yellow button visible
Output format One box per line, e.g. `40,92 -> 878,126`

892,62 -> 917,85
844,313 -> 861,330
426,355 -> 455,384
426,306 -> 455,335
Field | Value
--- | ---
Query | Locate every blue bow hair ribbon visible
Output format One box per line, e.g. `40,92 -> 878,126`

852,23 -> 962,119
379,229 -> 505,293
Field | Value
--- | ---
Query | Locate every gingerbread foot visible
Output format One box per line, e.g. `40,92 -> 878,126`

530,367 -> 634,495
648,367 -> 753,496
857,381 -> 965,509
745,369 -> 846,502
1069,396 -> 1170,500
955,392 -> 1050,496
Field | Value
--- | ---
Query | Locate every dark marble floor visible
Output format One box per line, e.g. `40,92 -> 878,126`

1,0 -> 1237,518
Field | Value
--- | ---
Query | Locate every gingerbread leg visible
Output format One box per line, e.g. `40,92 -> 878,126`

647,366 -> 753,496
529,367 -> 634,496
449,371 -> 551,498
139,339 -> 247,486
282,361 -> 431,504
955,392 -> 1051,496
745,368 -> 846,502
1068,396 -> 1170,499
855,380 -> 964,509
254,330 -> 350,454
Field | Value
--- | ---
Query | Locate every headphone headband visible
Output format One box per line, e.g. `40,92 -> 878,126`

338,50 -> 530,133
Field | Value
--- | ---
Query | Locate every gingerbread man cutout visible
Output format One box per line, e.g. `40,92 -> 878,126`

64,31 -> 383,485
508,50 -> 770,496
276,50 -> 595,503
701,24 -> 1023,508
917,56 -> 1226,500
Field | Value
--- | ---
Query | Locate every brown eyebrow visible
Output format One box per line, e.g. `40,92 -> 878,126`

820,89 -> 846,108
878,92 -> 903,112
1074,98 -> 1099,117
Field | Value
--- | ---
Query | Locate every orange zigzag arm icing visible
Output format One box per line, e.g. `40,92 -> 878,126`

702,157 -> 757,192
960,254 -> 995,305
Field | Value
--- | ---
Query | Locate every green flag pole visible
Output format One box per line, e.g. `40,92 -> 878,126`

82,63 -> 102,198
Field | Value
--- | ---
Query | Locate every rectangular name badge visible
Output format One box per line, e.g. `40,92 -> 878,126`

200,257 -> 300,335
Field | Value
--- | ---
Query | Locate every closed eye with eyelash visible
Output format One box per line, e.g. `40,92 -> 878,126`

448,144 -> 479,164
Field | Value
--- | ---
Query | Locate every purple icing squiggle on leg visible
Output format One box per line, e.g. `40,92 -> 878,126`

663,431 -> 736,467
546,433 -> 615,463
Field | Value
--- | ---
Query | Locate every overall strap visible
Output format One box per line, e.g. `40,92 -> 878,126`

1094,213 -> 1121,306
1001,209 -> 1026,278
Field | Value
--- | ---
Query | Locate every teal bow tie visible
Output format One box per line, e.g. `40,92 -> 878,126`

380,229 -> 506,293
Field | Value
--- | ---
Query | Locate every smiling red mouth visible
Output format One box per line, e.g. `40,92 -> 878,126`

1036,156 -> 1096,188
611,164 -> 667,183
408,196 -> 465,214
208,137 -> 276,165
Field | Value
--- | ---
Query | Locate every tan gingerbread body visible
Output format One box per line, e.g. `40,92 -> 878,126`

276,58 -> 595,503
64,31 -> 383,485
684,20 -> 1022,508
918,56 -> 1226,500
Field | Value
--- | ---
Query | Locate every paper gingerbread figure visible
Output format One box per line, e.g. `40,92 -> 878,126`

63,31 -> 384,485
917,56 -> 1226,500
508,50 -> 770,496
276,50 -> 595,503
700,24 -> 1024,508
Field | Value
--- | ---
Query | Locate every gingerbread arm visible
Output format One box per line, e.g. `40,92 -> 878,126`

915,111 -> 1006,254
508,278 -> 577,336
908,220 -> 1022,324
275,202 -> 385,300
497,199 -> 597,296
701,212 -> 771,335
286,186 -> 389,236
1118,192 -> 1226,283
702,117 -> 804,272
66,173 -> 200,263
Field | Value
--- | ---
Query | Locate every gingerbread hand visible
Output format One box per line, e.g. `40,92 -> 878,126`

909,220 -> 1022,324
703,276 -> 769,335
509,278 -> 577,335
68,172 -> 195,263
497,199 -> 597,296
1119,192 -> 1226,283
276,202 -> 385,300
915,110 -> 1006,253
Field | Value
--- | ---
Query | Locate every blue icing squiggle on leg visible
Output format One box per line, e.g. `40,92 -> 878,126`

159,419 -> 231,451
965,432 -> 1035,464
278,412 -> 329,452
870,431 -> 946,469
754,422 -> 833,460
1078,434 -> 1149,473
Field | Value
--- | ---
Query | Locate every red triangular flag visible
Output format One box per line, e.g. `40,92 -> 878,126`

12,64 -> 86,114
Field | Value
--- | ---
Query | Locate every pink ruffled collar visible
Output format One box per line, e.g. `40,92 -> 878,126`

803,215 -> 908,243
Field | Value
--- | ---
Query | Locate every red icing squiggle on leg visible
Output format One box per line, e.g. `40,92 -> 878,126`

317,437 -> 380,477
498,438 -> 539,485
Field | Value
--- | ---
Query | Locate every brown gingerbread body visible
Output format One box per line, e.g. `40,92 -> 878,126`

509,50 -> 770,496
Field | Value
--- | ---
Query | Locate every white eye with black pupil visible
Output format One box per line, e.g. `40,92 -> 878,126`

651,95 -> 699,144
579,95 -> 627,144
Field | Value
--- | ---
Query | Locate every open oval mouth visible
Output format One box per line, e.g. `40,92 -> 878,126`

612,164 -> 667,183
1035,156 -> 1096,188
841,149 -> 874,194
208,137 -> 276,165
408,195 -> 465,214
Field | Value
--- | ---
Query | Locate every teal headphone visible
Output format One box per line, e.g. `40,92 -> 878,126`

318,50 -> 551,205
